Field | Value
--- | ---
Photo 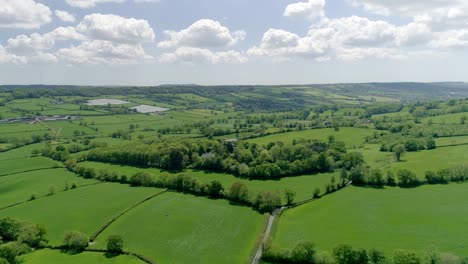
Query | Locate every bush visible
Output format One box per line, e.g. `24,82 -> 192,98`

17,224 -> 48,248
0,242 -> 30,263
393,250 -> 421,264
397,169 -> 420,187
106,235 -> 123,253
63,231 -> 88,252
291,241 -> 315,263
130,172 -> 153,187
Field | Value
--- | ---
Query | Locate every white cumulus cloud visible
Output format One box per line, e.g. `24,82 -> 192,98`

160,47 -> 247,64
65,0 -> 124,8
58,40 -> 153,64
0,0 -> 52,29
284,0 -> 326,21
158,19 -> 246,48
77,14 -> 155,43
7,33 -> 55,54
55,10 -> 76,23
0,45 -> 27,64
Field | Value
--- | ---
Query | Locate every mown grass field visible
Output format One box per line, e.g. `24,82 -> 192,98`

273,184 -> 468,256
0,168 -> 97,208
93,192 -> 267,264
245,127 -> 374,148
0,183 -> 163,244
20,249 -> 144,264
80,161 -> 337,203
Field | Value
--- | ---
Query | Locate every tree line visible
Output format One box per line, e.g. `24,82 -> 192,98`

263,241 -> 467,264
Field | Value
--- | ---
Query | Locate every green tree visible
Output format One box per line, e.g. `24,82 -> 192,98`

207,181 -> 224,198
333,244 -> 369,264
0,242 -> 30,263
284,189 -> 296,205
424,246 -> 441,264
106,235 -> 124,254
17,224 -> 48,248
393,144 -> 406,161
368,249 -> 386,264
63,231 -> 88,252
228,182 -> 249,203
0,217 -> 21,242
48,185 -> 56,196
398,169 -> 420,187
291,241 -> 315,263
393,250 -> 421,264
313,188 -> 321,199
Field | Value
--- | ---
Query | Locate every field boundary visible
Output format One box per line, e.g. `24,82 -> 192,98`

0,166 -> 63,178
41,246 -> 155,264
89,189 -> 168,242
0,182 -> 103,212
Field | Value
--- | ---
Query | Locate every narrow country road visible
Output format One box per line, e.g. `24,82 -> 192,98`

252,207 -> 286,264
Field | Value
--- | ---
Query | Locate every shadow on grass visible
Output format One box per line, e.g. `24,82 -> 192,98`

105,252 -> 122,259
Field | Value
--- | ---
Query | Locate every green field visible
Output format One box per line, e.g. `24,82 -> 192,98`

80,161 -> 337,203
93,192 -> 267,264
0,183 -> 164,244
20,249 -> 144,264
1,85 -> 468,263
0,157 -> 62,175
273,184 -> 468,256
0,168 -> 97,208
245,127 -> 374,148
362,144 -> 468,178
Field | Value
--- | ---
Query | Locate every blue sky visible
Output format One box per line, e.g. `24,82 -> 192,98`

1,0 -> 468,85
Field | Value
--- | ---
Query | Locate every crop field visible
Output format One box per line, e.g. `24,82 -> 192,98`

21,249 -> 144,264
93,192 -> 267,264
272,184 -> 468,256
0,183 -> 164,244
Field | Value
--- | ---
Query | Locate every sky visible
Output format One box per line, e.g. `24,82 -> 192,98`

1,0 -> 468,85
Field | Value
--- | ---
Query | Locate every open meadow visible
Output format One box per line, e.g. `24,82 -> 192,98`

272,184 -> 468,256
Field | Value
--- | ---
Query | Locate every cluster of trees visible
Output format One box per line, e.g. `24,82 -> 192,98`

264,242 -> 466,264
0,217 -> 48,264
349,166 -> 420,188
62,231 -> 124,255
41,141 -> 107,162
380,138 -> 436,154
0,133 -> 54,153
424,165 -> 468,184
83,138 -> 359,179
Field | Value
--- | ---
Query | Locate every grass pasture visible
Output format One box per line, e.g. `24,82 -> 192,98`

0,157 -> 61,176
20,249 -> 144,264
0,183 -> 163,244
245,127 -> 374,148
273,184 -> 468,256
0,168 -> 97,208
363,144 -> 468,179
93,192 -> 267,264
